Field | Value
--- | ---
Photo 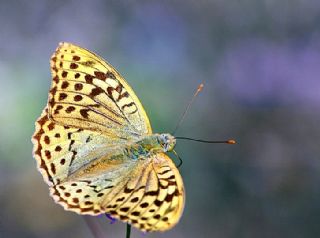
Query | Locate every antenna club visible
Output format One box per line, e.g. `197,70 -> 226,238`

227,139 -> 236,144
196,83 -> 204,93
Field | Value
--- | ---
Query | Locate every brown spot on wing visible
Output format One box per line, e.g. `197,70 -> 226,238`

59,93 -> 67,100
115,84 -> 123,93
73,198 -> 79,203
54,105 -> 63,114
116,197 -> 125,202
70,63 -> 78,69
89,87 -> 104,97
61,81 -> 69,89
52,66 -> 58,73
145,190 -> 158,196
85,75 -> 93,84
124,187 -> 134,193
66,106 -> 76,113
94,71 -> 106,80
80,109 -> 89,119
131,211 -> 140,216
47,123 -> 55,131
107,87 -> 114,98
53,76 -> 59,83
117,91 -> 129,102
74,83 -> 83,91
162,217 -> 169,221
55,146 -> 62,152
120,207 -> 130,212
73,56 -> 80,61
74,73 -> 80,79
130,197 -> 139,203
140,202 -> 149,208
50,163 -> 56,174
44,150 -> 51,159
80,207 -> 94,213
62,71 -> 68,78
154,200 -> 162,207
44,136 -> 50,144
74,95 -> 82,101
50,86 -> 57,95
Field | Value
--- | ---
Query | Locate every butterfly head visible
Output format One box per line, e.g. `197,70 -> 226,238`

159,133 -> 176,152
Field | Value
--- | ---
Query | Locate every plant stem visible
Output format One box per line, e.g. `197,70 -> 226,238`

126,223 -> 131,238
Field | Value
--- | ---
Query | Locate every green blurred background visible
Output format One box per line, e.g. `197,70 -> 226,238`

1,1 -> 320,237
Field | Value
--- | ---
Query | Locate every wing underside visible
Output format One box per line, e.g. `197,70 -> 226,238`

50,153 -> 185,232
48,42 -> 152,138
32,43 -> 184,232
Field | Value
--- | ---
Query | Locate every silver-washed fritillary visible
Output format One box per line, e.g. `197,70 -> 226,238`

32,42 -> 184,232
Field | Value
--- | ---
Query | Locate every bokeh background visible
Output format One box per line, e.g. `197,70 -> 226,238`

1,1 -> 320,238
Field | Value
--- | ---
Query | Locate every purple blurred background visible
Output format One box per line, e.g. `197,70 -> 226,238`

0,1 -> 320,237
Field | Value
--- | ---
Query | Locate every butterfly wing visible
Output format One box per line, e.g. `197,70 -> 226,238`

49,152 -> 184,232
32,43 -> 184,232
33,42 -> 153,184
49,42 -> 152,139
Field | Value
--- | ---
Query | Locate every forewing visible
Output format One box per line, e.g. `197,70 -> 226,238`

48,42 -> 152,139
49,153 -> 185,232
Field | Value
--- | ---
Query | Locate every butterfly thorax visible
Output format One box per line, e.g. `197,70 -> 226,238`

126,133 -> 176,160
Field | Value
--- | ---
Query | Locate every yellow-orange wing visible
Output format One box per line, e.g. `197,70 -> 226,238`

33,42 -> 153,186
49,153 -> 185,232
32,43 -> 185,232
48,42 -> 152,139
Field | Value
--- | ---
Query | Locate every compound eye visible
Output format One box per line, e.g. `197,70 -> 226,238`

160,134 -> 167,142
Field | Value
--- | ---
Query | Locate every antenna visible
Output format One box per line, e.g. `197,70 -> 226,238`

172,82 -> 204,135
176,137 -> 236,144
173,138 -> 236,168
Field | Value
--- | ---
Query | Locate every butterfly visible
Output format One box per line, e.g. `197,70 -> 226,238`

32,42 -> 184,232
